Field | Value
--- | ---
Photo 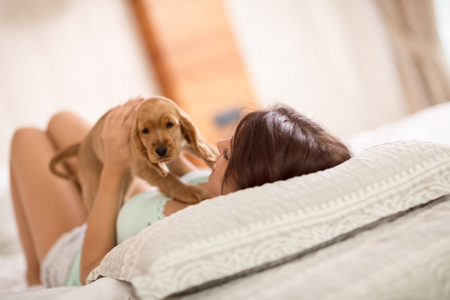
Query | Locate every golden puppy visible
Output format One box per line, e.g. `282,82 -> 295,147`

50,96 -> 218,214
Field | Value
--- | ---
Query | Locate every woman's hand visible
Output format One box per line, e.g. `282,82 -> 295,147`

101,97 -> 143,171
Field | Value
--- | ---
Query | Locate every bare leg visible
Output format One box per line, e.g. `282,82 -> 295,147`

10,112 -> 91,286
47,111 -> 91,176
10,172 -> 41,285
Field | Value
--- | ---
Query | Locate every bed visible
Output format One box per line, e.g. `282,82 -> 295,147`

1,102 -> 450,300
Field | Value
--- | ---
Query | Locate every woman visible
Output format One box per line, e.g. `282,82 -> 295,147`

10,99 -> 351,287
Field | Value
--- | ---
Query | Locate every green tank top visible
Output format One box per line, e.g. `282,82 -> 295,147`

116,169 -> 210,244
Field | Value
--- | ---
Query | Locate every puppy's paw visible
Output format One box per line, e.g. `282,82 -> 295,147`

175,185 -> 210,204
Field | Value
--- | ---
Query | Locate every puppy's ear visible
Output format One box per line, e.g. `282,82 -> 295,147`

132,122 -> 169,177
132,122 -> 148,160
178,108 -> 219,164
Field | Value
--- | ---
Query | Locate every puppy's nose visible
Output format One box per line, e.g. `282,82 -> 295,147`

155,145 -> 168,158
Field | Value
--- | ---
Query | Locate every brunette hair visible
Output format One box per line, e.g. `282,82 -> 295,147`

222,104 -> 352,192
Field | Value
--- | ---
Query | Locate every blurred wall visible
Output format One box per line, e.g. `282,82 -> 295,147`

224,0 -> 410,137
435,0 -> 450,67
0,0 -> 159,166
1,0 -> 448,167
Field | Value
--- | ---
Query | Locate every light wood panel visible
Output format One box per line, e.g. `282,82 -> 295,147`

132,0 -> 257,144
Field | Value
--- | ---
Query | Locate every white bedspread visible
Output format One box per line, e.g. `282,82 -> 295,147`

3,278 -> 136,300
0,165 -> 29,296
346,103 -> 450,154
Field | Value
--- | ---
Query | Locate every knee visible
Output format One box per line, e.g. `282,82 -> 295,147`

10,127 -> 45,160
47,111 -> 78,133
11,127 -> 43,149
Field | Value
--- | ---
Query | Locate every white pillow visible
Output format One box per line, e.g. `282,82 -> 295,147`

87,140 -> 450,300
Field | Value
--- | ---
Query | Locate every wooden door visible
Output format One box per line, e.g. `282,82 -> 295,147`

132,0 -> 257,146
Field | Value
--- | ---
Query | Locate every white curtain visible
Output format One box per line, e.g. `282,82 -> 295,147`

377,0 -> 450,111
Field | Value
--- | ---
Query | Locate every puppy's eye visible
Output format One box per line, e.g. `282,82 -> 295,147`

166,122 -> 174,129
142,128 -> 149,134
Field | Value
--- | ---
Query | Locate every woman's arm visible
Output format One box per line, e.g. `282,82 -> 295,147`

79,98 -> 142,284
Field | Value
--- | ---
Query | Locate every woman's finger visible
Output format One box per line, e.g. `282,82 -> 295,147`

120,99 -> 143,135
103,104 -> 121,132
102,98 -> 144,140
119,97 -> 143,116
106,100 -> 138,128
123,106 -> 138,134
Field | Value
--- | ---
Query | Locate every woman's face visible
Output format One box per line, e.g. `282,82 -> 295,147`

208,138 -> 236,197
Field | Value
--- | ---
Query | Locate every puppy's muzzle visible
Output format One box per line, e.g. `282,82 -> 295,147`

155,145 -> 168,158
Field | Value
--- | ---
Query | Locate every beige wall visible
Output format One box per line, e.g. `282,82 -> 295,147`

1,0 -> 447,167
224,0 -> 410,137
0,0 -> 160,166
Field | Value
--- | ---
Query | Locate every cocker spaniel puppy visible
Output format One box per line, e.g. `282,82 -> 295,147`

50,96 -> 218,214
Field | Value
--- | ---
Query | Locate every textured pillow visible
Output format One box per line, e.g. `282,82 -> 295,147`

86,140 -> 450,300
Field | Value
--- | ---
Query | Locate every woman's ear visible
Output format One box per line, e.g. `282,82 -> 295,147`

178,109 -> 219,164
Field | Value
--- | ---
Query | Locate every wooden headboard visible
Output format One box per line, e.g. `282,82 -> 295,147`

132,0 -> 257,144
